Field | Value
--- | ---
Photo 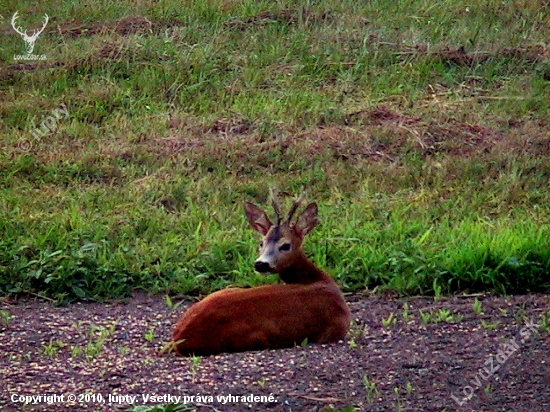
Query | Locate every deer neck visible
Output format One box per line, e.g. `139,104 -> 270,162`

278,253 -> 332,284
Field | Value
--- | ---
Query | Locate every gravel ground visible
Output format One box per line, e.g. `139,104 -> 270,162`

1,293 -> 549,412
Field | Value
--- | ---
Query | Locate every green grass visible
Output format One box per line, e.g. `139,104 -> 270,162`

1,0 -> 550,302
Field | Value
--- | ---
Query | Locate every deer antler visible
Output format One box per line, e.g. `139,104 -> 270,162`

286,193 -> 305,224
270,188 -> 283,224
11,12 -> 49,39
33,14 -> 49,38
11,12 -> 26,37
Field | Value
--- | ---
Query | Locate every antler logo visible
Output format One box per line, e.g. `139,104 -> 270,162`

11,11 -> 49,55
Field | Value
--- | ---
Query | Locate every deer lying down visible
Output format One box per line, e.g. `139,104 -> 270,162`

172,195 -> 351,356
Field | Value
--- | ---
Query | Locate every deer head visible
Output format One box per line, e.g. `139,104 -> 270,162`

245,192 -> 319,274
11,11 -> 49,55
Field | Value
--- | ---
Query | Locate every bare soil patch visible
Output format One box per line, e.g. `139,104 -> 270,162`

1,293 -> 548,411
224,8 -> 332,30
56,16 -> 153,38
6,105 -> 543,182
431,45 -> 549,67
368,43 -> 550,68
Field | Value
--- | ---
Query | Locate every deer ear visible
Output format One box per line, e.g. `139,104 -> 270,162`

244,202 -> 273,235
294,202 -> 319,238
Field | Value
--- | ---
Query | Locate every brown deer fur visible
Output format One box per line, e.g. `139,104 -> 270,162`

172,197 -> 351,356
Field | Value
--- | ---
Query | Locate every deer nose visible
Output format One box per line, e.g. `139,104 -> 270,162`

254,261 -> 273,273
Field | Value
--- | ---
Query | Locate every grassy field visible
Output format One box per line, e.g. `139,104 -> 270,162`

1,0 -> 550,302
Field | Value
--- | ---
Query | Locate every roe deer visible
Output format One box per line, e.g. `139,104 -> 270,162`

172,194 -> 351,356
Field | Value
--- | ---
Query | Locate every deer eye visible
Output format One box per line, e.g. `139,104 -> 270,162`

279,243 -> 291,251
